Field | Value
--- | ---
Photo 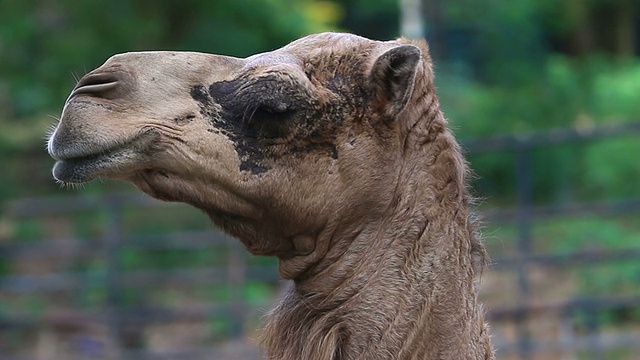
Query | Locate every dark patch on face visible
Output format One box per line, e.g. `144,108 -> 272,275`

329,144 -> 338,159
191,82 -> 273,174
190,85 -> 212,106
190,84 -> 233,137
189,71 -> 353,174
239,161 -> 269,174
172,113 -> 196,124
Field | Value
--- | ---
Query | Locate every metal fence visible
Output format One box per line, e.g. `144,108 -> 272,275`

1,122 -> 640,359
1,194 -> 279,359
466,122 -> 640,359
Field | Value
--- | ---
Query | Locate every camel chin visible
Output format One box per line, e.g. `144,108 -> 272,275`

48,111 -> 161,184
50,139 -> 149,184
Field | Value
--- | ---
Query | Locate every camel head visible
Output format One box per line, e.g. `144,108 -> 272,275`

48,33 -> 430,279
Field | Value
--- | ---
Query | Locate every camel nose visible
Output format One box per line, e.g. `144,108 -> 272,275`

70,72 -> 121,99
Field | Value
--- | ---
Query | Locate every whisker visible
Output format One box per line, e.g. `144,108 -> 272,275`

44,121 -> 59,148
242,104 -> 252,124
246,107 -> 259,128
56,179 -> 68,189
241,104 -> 260,130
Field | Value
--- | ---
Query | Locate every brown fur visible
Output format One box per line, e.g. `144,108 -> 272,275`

48,32 -> 493,359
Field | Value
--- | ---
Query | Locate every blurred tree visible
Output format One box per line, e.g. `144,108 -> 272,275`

553,0 -> 637,57
340,0 -> 399,40
424,0 -> 639,82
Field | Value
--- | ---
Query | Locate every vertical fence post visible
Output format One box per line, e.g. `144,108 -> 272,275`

584,305 -> 604,360
515,141 -> 533,359
104,195 -> 124,359
227,238 -> 246,338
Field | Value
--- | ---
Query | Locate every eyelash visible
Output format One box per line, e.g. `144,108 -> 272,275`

260,104 -> 286,114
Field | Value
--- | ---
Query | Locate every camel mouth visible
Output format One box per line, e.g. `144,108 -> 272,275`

52,132 -> 157,184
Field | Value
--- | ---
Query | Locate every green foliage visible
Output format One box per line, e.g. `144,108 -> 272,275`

541,216 -> 640,255
442,56 -> 640,137
582,138 -> 640,199
440,56 -> 640,203
339,0 -> 399,40
244,281 -> 275,303
593,61 -> 640,120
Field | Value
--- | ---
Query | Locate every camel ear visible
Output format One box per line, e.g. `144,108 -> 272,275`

369,44 -> 421,117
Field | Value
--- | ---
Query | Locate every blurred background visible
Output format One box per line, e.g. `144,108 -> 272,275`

1,0 -> 639,359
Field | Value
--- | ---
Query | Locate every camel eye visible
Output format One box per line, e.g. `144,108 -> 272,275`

261,104 -> 287,114
255,100 -> 294,118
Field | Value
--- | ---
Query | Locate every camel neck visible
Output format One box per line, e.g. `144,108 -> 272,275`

262,125 -> 492,359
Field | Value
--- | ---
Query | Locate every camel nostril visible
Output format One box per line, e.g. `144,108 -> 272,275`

71,73 -> 120,98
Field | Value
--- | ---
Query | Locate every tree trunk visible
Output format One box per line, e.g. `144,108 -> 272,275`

613,0 -> 636,57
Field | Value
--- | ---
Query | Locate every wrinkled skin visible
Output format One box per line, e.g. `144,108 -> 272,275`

50,35 -> 396,270
49,33 -> 493,359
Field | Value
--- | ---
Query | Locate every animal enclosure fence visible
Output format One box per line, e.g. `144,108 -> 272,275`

0,194 -> 276,359
1,122 -> 640,359
466,121 -> 640,359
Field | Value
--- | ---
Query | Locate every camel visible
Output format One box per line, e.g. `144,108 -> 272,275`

48,32 -> 493,359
